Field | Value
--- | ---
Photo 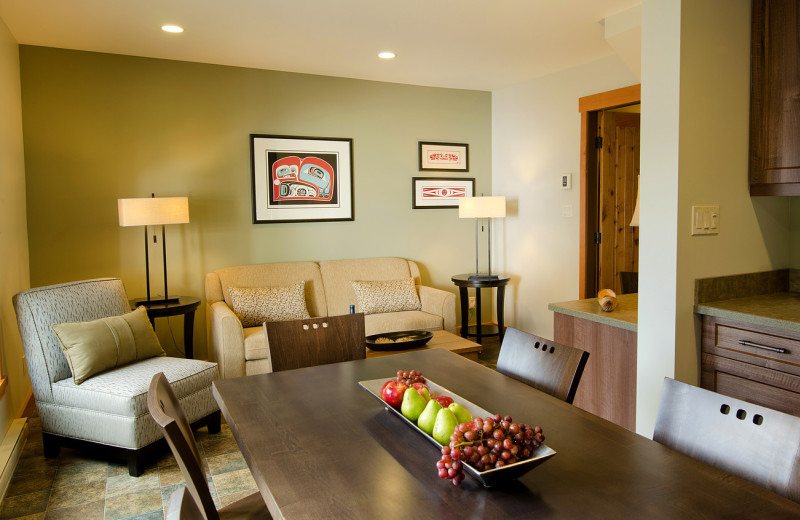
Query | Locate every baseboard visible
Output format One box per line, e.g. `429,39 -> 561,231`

0,418 -> 28,503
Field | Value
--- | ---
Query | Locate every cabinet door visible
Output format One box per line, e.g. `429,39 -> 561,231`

750,0 -> 800,195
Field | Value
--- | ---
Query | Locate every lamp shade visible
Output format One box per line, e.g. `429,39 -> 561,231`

459,196 -> 507,219
118,197 -> 190,227
629,177 -> 640,227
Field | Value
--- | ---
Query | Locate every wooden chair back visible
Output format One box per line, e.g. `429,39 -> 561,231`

148,373 -> 220,520
618,271 -> 639,294
166,486 -> 205,520
654,377 -> 800,502
496,328 -> 589,404
264,313 -> 366,372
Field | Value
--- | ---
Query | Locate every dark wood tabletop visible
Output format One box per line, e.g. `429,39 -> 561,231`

212,349 -> 800,519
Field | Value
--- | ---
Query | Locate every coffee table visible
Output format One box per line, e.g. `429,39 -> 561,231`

366,329 -> 482,361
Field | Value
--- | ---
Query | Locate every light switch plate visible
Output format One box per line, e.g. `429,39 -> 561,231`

691,205 -> 719,235
561,174 -> 571,189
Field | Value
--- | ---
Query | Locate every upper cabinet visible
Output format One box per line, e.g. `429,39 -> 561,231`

750,0 -> 800,196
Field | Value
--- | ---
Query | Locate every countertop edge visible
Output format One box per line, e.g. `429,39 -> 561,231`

694,304 -> 800,335
548,303 -> 638,332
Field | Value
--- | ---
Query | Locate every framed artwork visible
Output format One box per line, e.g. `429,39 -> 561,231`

251,135 -> 354,223
412,177 -> 475,209
419,141 -> 469,172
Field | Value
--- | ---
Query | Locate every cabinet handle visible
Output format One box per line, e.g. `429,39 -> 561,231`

739,340 -> 786,354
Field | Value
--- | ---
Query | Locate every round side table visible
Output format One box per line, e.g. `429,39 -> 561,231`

130,296 -> 201,359
451,274 -> 510,344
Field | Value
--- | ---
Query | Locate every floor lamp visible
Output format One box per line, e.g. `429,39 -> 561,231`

118,195 -> 190,305
459,195 -> 507,280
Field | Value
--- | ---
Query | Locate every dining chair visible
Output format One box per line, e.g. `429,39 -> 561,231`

654,377 -> 800,503
495,328 -> 589,404
166,486 -> 204,520
264,313 -> 366,372
618,271 -> 638,294
147,373 -> 271,519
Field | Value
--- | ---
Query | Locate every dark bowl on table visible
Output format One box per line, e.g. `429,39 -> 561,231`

365,330 -> 434,351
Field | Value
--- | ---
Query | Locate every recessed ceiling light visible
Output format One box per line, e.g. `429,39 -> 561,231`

161,25 -> 184,33
378,51 -> 396,59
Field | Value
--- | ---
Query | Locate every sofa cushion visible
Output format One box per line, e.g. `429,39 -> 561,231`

51,356 -> 217,417
352,278 -> 421,315
229,282 -> 310,327
320,257 -> 419,316
364,310 -> 443,336
215,262 -> 327,317
51,306 -> 166,385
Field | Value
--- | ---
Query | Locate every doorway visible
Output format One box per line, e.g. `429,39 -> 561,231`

578,85 -> 641,299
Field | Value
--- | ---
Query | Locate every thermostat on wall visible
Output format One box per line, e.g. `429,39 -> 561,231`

561,174 -> 572,189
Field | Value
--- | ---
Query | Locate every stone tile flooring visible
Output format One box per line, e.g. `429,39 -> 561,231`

0,415 -> 258,520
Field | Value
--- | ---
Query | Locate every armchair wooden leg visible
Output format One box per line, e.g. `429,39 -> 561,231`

127,450 -> 151,477
206,410 -> 221,434
42,433 -> 60,458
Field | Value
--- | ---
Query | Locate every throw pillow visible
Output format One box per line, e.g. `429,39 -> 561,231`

351,278 -> 421,315
228,281 -> 311,327
51,306 -> 166,385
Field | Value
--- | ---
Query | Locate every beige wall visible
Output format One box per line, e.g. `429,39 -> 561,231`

0,17 -> 31,426
19,46 -> 492,359
491,54 -> 638,339
637,0 -> 792,436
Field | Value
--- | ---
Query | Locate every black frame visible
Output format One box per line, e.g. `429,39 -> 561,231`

419,141 -> 469,172
250,134 -> 355,224
412,176 -> 475,209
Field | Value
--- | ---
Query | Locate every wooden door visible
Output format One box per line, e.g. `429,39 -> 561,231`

596,111 -> 640,294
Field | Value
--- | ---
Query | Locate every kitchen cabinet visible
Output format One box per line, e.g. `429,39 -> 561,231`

701,315 -> 800,417
749,0 -> 800,196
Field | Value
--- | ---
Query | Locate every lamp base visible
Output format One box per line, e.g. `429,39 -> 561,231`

468,274 -> 501,281
133,297 -> 181,307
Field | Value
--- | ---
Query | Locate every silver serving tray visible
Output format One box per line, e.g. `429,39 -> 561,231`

359,377 -> 556,487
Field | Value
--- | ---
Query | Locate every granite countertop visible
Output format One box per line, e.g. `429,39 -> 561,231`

694,292 -> 800,334
548,293 -> 638,332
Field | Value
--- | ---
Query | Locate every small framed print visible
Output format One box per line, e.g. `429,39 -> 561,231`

251,134 -> 354,224
419,141 -> 469,172
412,177 -> 475,209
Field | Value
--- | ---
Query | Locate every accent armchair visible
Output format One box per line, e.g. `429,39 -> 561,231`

13,278 -> 221,476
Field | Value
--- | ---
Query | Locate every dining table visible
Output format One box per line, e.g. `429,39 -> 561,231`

212,348 -> 800,519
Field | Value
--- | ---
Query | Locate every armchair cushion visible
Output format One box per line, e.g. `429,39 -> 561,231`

351,278 -> 421,315
51,306 -> 165,384
228,281 -> 311,327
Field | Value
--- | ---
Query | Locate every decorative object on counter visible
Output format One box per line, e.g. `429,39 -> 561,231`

598,289 -> 618,312
459,195 -> 507,280
118,194 -> 189,305
412,177 -> 475,209
418,141 -> 469,172
250,134 -> 354,223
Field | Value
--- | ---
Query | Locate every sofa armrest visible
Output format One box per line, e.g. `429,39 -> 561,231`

207,301 -> 246,379
418,286 -> 457,333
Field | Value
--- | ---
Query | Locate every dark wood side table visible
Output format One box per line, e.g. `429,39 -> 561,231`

451,274 -> 510,344
131,296 -> 201,359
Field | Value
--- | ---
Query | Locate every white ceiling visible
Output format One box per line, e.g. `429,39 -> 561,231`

0,0 -> 641,91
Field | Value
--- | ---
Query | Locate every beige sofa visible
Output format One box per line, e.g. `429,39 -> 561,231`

205,257 -> 456,379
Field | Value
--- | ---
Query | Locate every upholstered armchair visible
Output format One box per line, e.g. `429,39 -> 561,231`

13,278 -> 221,476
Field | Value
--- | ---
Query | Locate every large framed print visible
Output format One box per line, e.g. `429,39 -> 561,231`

412,177 -> 475,209
251,135 -> 354,223
419,141 -> 469,172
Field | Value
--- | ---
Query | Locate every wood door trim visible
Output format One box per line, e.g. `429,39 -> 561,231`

578,84 -> 641,299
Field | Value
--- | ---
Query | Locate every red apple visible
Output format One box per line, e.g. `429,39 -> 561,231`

432,395 -> 454,407
381,380 -> 408,409
411,382 -> 431,401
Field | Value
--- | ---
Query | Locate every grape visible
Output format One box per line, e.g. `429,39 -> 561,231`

434,414 -> 545,487
395,368 -> 426,386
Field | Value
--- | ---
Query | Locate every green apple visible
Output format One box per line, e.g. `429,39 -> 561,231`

401,384 -> 427,422
432,408 -> 459,445
448,403 -> 473,425
417,399 -> 443,435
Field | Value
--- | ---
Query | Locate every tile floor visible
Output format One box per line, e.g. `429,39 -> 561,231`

0,334 -> 501,520
0,414 -> 258,520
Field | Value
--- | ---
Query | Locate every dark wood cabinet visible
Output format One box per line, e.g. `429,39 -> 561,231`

749,0 -> 800,196
701,315 -> 800,417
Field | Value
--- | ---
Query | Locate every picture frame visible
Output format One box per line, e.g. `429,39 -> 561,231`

419,141 -> 469,172
251,134 -> 354,224
412,177 -> 475,209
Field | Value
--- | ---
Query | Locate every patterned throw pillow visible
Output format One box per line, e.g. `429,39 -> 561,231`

351,278 -> 421,315
228,281 -> 311,327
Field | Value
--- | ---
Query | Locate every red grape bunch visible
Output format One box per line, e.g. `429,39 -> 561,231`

435,414 -> 545,486
396,369 -> 425,386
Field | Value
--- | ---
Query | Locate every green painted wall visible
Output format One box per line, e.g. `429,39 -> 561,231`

19,46 -> 492,358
